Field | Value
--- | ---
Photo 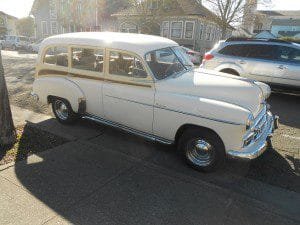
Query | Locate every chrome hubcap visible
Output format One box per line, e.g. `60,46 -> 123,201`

54,100 -> 68,120
186,139 -> 215,167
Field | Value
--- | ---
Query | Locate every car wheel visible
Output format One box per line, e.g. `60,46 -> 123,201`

178,128 -> 225,172
51,97 -> 79,124
220,69 -> 239,76
12,45 -> 16,51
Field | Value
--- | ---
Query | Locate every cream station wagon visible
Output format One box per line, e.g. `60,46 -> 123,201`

32,32 -> 279,172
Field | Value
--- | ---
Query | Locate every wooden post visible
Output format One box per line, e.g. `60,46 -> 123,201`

0,51 -> 16,147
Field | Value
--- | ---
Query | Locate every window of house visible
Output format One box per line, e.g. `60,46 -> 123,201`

77,1 -> 82,15
199,24 -> 204,40
148,0 -> 159,9
206,26 -> 211,41
71,48 -> 104,72
51,21 -> 58,35
171,21 -> 183,39
61,0 -> 66,12
184,21 -> 194,39
120,23 -> 138,33
44,46 -> 68,67
109,51 -> 147,78
41,21 -> 48,36
49,0 -> 57,19
162,21 -> 169,37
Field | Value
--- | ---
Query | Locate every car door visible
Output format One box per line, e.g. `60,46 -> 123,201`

67,46 -> 105,117
272,45 -> 300,88
103,49 -> 154,134
241,44 -> 282,83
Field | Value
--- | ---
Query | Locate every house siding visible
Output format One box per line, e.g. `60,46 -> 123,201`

115,15 -> 227,55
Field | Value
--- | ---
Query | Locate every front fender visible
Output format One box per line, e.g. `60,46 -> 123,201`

33,77 -> 85,113
154,93 -> 250,151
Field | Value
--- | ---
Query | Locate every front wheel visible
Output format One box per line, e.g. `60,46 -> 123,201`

12,45 -> 16,51
178,128 -> 225,172
52,98 -> 79,124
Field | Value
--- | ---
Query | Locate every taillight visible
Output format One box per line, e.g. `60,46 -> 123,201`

204,53 -> 214,61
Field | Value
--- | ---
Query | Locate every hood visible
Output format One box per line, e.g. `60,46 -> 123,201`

156,69 -> 265,117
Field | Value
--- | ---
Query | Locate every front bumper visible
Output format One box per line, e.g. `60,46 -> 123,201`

227,112 -> 279,160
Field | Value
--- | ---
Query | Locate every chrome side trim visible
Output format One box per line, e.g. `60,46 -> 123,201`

105,95 -> 153,107
155,106 -> 243,126
82,114 -> 174,145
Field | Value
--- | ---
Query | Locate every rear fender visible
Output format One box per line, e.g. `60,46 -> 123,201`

33,77 -> 85,113
215,63 -> 243,75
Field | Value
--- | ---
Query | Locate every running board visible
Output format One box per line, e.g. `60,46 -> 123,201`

82,114 -> 174,145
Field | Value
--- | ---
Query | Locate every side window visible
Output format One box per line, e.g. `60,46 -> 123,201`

247,45 -> 277,60
44,46 -> 68,67
109,51 -> 147,78
277,46 -> 300,64
219,45 -> 250,57
72,48 -> 104,73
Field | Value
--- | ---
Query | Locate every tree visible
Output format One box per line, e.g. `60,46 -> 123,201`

16,17 -> 34,37
203,0 -> 273,39
203,0 -> 248,39
0,51 -> 16,147
123,0 -> 176,35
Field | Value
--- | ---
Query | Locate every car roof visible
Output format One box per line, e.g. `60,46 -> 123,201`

40,32 -> 178,56
222,38 -> 300,48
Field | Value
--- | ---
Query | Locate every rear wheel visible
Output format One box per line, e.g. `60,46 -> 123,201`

178,128 -> 225,172
51,97 -> 79,124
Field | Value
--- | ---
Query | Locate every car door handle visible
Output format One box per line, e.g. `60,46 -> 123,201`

238,60 -> 246,64
277,65 -> 287,70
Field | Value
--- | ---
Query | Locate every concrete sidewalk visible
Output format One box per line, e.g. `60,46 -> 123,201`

0,138 -> 299,225
11,105 -> 52,127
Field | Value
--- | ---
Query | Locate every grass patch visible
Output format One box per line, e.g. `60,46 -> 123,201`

0,124 -> 68,166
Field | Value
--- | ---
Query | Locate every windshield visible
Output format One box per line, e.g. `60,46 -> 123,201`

145,46 -> 193,80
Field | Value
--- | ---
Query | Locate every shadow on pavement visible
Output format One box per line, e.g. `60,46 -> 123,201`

8,91 -> 299,224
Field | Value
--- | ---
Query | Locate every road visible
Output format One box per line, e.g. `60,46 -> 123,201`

2,49 -> 300,192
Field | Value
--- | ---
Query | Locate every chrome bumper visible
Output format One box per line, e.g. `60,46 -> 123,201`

227,112 -> 279,160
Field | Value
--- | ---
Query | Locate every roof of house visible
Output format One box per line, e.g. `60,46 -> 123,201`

39,32 -> 178,57
113,0 -> 219,21
0,11 -> 18,20
272,19 -> 300,26
30,0 -> 43,15
259,10 -> 300,17
254,30 -> 276,39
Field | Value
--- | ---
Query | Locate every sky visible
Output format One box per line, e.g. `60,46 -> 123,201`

0,0 -> 300,19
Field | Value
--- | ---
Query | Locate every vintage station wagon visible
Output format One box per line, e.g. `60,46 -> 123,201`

32,32 -> 279,171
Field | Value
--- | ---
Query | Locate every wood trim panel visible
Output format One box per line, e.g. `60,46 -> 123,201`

37,69 -> 152,88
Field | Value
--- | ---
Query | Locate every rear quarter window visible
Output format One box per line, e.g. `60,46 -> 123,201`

44,46 -> 69,67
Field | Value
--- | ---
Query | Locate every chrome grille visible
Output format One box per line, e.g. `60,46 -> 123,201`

243,104 -> 268,147
252,105 -> 267,141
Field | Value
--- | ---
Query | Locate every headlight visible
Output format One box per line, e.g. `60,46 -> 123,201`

246,114 -> 254,130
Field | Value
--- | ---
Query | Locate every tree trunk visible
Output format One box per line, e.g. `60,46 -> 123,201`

0,51 -> 16,147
